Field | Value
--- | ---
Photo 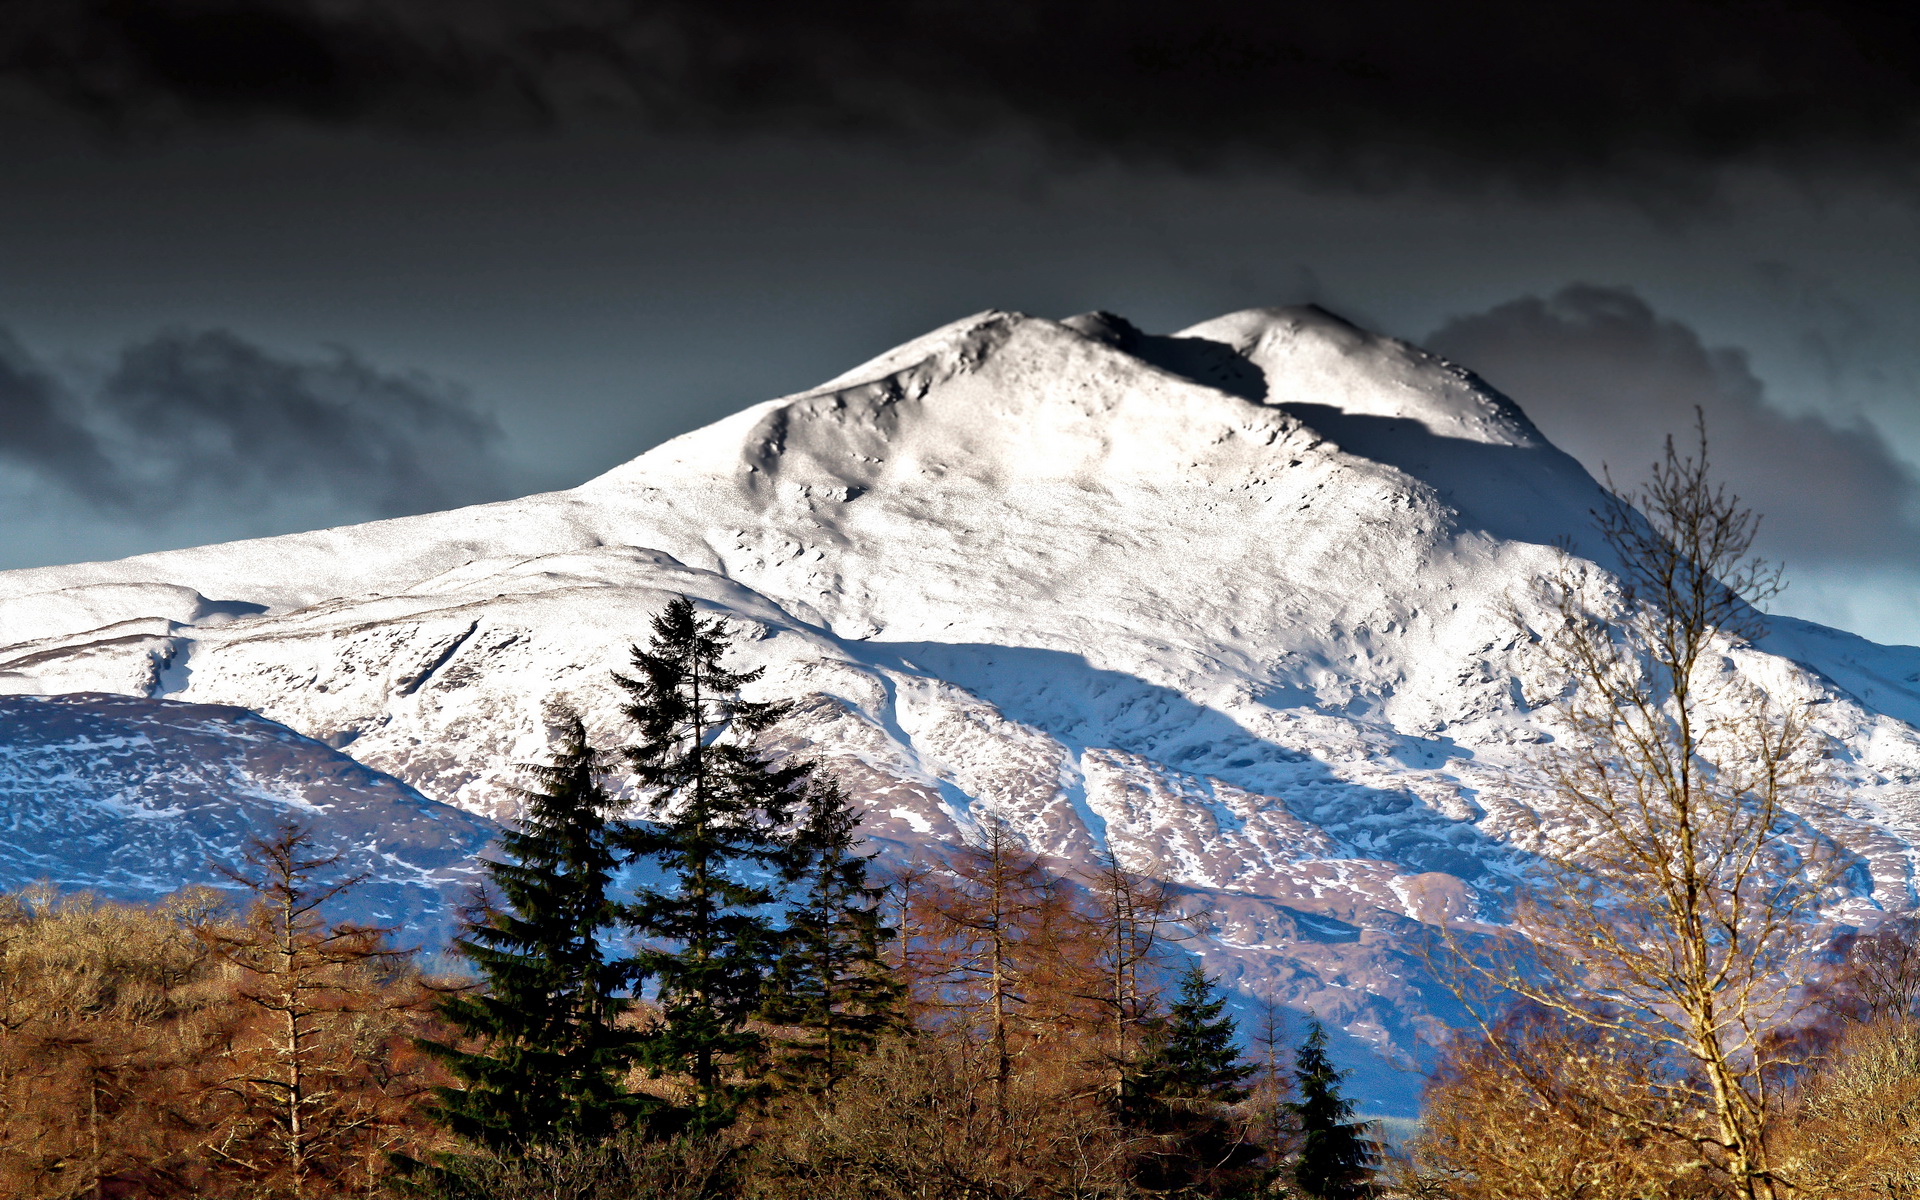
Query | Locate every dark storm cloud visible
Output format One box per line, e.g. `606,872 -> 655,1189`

6,1 -> 1920,194
1426,285 -> 1920,569
0,332 -> 124,502
0,0 -> 529,129
0,326 -> 505,520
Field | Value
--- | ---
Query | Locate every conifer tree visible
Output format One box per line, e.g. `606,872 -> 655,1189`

1124,964 -> 1261,1195
762,774 -> 903,1092
197,823 -> 415,1199
1291,1019 -> 1377,1200
1150,964 -> 1257,1103
1249,990 -> 1300,1171
618,596 -> 808,1131
423,711 -> 647,1153
916,818 -> 1067,1123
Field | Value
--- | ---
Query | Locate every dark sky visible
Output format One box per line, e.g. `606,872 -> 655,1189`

5,1 -> 1920,642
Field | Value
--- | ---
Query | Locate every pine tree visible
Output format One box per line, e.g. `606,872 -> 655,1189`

618,596 -> 809,1132
762,774 -> 903,1092
422,711 -> 648,1153
1124,964 -> 1261,1196
1290,1019 -> 1377,1200
1150,963 -> 1256,1103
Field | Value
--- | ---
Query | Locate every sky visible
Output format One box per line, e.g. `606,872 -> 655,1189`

5,1 -> 1920,642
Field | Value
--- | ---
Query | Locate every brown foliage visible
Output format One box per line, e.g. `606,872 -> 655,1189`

193,823 -> 446,1198
0,856 -> 455,1198
1400,1007 -> 1723,1200
897,820 -> 1085,1121
418,1131 -> 736,1200
0,816 -> 1281,1198
0,885 -> 231,1198
749,1034 -> 1135,1200
1457,422 -> 1837,1200
1772,1016 -> 1920,1199
854,833 -> 1283,1199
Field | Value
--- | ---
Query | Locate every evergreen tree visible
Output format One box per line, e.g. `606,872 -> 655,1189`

1152,964 -> 1258,1102
422,711 -> 648,1153
762,774 -> 903,1092
618,596 -> 809,1132
1125,964 -> 1261,1195
1290,1019 -> 1377,1200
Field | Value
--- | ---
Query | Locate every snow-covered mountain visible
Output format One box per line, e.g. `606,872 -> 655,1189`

0,692 -> 495,937
4,305 -> 1919,1111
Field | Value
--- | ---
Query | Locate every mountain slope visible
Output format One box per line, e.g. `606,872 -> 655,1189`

0,693 -> 496,936
3,304 -> 1917,1110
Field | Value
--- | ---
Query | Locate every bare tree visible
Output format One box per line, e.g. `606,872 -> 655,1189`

1073,849 -> 1192,1105
912,817 -> 1068,1124
198,822 -> 417,1199
1403,1005 -> 1719,1200
1835,915 -> 1920,1024
1247,987 -> 1298,1170
878,853 -> 940,1019
1775,1015 -> 1920,1198
1461,418 -> 1842,1199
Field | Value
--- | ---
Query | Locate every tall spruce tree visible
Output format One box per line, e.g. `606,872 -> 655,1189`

618,596 -> 808,1131
1290,1019 -> 1377,1200
762,774 -> 903,1092
1152,964 -> 1258,1103
1125,964 -> 1261,1194
422,711 -> 648,1153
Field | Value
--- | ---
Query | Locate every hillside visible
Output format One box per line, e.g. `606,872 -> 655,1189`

3,304 -> 1917,1110
0,692 -> 495,937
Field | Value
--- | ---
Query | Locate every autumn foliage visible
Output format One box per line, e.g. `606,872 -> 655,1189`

1398,920 -> 1920,1200
0,834 -> 455,1199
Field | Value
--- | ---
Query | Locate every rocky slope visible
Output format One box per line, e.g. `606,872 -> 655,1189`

3,304 -> 1918,1110
0,692 -> 495,937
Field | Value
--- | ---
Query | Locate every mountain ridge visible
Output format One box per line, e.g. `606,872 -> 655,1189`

3,304 -> 1918,1111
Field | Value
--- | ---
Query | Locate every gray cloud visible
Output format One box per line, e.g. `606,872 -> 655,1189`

5,2 -> 1920,199
0,331 -> 124,502
1426,285 -> 1920,570
0,325 -> 506,523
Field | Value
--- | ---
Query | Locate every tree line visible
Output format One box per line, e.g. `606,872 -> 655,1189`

0,596 -> 1374,1199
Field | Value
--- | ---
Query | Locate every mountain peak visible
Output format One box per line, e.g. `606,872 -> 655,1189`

586,303 -> 1600,565
1176,305 -> 1550,450
590,305 -> 1309,499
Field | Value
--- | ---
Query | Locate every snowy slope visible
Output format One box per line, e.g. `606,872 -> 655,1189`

0,693 -> 495,937
3,304 -> 1919,1110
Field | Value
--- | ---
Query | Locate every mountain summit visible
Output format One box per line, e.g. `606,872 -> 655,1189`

4,306 -> 1918,1110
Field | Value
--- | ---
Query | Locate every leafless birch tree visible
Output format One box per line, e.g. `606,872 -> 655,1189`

1466,418 -> 1843,1199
